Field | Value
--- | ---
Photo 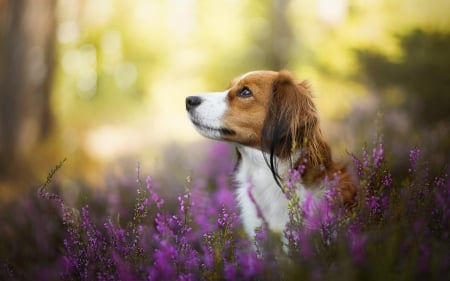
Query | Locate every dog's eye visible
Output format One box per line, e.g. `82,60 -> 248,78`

237,87 -> 252,98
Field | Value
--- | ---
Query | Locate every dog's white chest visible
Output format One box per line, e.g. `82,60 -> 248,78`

234,147 -> 294,237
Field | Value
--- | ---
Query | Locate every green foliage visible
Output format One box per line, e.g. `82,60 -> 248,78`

356,29 -> 450,125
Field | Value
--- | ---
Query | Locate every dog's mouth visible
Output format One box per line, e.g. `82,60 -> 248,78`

191,120 -> 235,136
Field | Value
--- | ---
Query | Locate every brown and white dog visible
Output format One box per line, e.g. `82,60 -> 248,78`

186,70 -> 355,237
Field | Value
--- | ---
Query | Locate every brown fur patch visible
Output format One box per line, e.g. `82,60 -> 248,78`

222,71 -> 277,147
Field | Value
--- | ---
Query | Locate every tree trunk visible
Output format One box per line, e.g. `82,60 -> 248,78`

269,0 -> 293,69
0,0 -> 56,179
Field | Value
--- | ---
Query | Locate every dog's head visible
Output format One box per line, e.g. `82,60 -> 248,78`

186,70 -> 330,175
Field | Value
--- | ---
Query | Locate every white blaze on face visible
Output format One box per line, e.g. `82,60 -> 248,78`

188,90 -> 228,140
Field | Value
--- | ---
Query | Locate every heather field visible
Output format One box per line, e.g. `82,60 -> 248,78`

1,138 -> 448,281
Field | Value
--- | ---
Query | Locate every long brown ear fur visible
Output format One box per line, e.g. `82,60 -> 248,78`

260,70 -> 356,202
261,70 -> 333,184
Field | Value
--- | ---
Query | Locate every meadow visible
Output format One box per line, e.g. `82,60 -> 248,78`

1,136 -> 448,281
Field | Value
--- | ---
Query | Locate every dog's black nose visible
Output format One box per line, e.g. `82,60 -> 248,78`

185,96 -> 202,111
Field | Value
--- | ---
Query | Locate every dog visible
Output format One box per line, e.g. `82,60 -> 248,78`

186,70 -> 355,237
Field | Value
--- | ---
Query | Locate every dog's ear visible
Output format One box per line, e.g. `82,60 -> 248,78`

262,70 -> 317,158
262,70 -> 331,179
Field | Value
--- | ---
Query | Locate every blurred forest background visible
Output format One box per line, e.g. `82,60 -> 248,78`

0,0 -> 449,200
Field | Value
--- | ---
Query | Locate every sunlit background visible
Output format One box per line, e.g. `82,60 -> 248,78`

0,0 -> 449,199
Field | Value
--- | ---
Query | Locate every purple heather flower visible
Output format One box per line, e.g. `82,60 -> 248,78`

236,250 -> 263,279
298,158 -> 307,174
350,153 -> 364,178
112,251 -> 134,281
304,195 -> 335,232
201,233 -> 215,270
372,143 -> 384,168
408,148 -> 421,173
434,175 -> 447,188
362,147 -> 369,168
301,192 -> 315,220
288,168 -> 301,191
182,247 -> 200,272
200,142 -> 234,178
367,195 -> 379,210
147,176 -> 164,209
254,225 -> 268,242
382,172 -> 393,186
214,186 -> 236,210
178,195 -> 187,213
224,263 -> 237,281
150,240 -> 178,281
217,206 -> 229,228
178,273 -> 196,281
